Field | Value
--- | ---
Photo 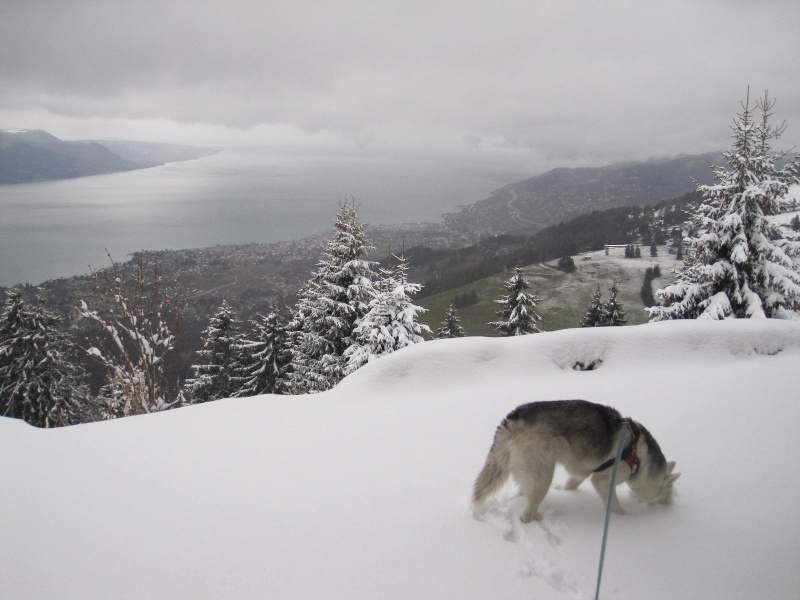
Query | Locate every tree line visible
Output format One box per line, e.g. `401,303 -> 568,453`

0,199 -> 436,424
0,205 -> 570,427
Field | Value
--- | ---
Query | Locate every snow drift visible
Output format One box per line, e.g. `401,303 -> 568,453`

2,319 -> 800,600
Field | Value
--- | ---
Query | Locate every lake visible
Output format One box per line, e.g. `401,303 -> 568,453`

0,149 -> 532,287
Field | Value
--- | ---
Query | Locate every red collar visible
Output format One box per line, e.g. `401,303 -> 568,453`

622,419 -> 640,476
593,418 -> 640,476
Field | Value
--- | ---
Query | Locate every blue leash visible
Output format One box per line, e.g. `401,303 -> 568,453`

594,422 -> 630,600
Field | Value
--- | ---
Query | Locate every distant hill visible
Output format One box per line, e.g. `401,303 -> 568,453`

403,190 -> 701,303
95,139 -> 216,168
443,152 -> 721,237
0,129 -> 215,184
0,129 -> 141,184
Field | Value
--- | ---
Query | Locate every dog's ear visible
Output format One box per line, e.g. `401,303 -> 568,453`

666,462 -> 680,483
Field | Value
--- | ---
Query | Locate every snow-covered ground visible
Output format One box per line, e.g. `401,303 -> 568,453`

3,319 -> 800,600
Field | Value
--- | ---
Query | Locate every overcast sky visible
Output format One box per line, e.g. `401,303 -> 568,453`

2,0 -> 799,169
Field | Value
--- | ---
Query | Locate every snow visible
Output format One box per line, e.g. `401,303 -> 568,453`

3,319 -> 800,600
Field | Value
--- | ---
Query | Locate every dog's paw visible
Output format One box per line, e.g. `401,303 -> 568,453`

519,511 -> 542,524
471,507 -> 488,522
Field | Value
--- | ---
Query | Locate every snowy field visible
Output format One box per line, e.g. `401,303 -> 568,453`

3,319 -> 800,600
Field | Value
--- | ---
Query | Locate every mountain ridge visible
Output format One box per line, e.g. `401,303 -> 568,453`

0,129 -> 141,184
443,152 -> 722,236
0,129 -> 215,184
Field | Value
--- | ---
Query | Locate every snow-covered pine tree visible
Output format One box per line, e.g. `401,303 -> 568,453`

604,281 -> 627,326
344,254 -> 431,373
437,303 -> 467,338
648,90 -> 800,321
580,286 -> 606,327
489,267 -> 543,336
184,300 -> 243,402
288,199 -> 379,393
235,311 -> 291,397
0,290 -> 90,427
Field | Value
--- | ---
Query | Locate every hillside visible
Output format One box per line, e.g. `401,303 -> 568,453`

3,319 -> 800,600
416,186 -> 800,334
417,245 -> 684,335
0,129 -> 215,184
408,191 -> 699,311
0,129 -> 141,184
443,153 -> 719,236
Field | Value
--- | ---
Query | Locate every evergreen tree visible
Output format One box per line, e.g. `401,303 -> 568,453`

184,300 -> 243,402
0,290 -> 90,427
489,267 -> 543,336
344,254 -> 431,373
235,311 -> 291,397
580,286 -> 606,327
288,199 -> 379,393
558,255 -> 576,272
604,281 -> 627,326
641,268 -> 656,308
437,303 -> 467,338
649,91 -> 800,321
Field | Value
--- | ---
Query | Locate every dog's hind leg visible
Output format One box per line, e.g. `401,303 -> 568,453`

512,455 -> 556,523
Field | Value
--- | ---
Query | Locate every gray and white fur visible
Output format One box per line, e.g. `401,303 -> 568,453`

472,399 -> 680,522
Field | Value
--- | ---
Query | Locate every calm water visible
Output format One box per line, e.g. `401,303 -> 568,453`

0,149 -> 530,286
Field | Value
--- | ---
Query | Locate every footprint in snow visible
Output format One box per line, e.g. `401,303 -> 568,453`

475,497 -> 585,598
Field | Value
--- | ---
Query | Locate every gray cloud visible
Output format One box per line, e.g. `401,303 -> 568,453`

2,0 -> 799,166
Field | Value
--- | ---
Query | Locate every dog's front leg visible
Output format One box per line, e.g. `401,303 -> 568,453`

590,471 -> 625,514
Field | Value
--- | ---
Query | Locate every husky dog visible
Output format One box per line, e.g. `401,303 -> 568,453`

472,400 -> 680,522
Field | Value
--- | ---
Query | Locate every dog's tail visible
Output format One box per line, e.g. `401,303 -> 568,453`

472,424 -> 512,507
